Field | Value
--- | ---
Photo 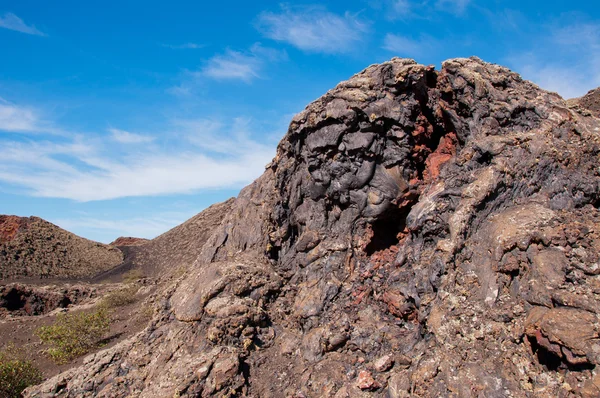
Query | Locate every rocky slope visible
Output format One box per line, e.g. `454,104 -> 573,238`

26,57 -> 600,397
95,200 -> 235,281
0,216 -> 123,280
572,87 -> 600,117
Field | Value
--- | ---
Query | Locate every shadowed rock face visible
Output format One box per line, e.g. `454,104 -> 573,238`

0,283 -> 96,317
26,58 -> 600,397
0,216 -> 123,280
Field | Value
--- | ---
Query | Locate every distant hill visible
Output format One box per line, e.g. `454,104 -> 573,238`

114,199 -> 235,277
109,237 -> 149,246
571,87 -> 600,117
0,215 -> 123,280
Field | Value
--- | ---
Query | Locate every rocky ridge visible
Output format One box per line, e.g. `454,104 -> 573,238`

26,57 -> 600,397
573,87 -> 600,118
0,216 -> 123,280
109,237 -> 149,247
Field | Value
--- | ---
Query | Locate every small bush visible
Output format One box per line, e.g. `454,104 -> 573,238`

0,347 -> 42,398
100,284 -> 139,308
36,308 -> 110,364
122,268 -> 144,284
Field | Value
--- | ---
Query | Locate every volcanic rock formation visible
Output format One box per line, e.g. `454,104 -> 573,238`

0,216 -> 123,280
96,200 -> 235,281
572,87 -> 600,118
26,57 -> 600,397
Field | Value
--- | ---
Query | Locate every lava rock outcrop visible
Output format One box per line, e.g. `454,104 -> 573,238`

0,283 -> 96,317
26,58 -> 600,397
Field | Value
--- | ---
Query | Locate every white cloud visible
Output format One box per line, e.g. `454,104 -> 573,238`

0,102 -> 39,132
390,0 -> 411,17
109,128 -> 155,144
52,212 -> 196,243
508,21 -> 600,99
200,43 -> 286,83
374,0 -> 470,19
256,6 -> 368,54
0,111 -> 277,201
514,62 -> 592,100
0,12 -> 46,36
202,50 -> 262,82
382,33 -> 438,58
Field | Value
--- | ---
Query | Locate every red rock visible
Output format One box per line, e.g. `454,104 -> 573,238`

356,370 -> 380,390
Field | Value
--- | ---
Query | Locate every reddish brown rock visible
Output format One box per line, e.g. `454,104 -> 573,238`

356,370 -> 380,390
0,215 -> 123,279
109,236 -> 149,246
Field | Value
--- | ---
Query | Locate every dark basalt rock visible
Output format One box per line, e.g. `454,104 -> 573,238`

0,283 -> 96,317
26,57 -> 600,397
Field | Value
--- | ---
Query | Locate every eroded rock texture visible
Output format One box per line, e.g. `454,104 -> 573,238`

26,58 -> 600,397
0,283 -> 96,317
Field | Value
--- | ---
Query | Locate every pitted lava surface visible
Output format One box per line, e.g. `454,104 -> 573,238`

25,58 -> 600,397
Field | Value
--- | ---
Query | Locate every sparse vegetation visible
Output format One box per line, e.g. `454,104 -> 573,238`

122,268 -> 144,284
36,308 -> 110,364
100,284 -> 139,308
0,346 -> 42,398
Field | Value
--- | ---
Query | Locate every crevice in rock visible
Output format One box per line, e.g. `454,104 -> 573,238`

2,287 -> 26,311
365,206 -> 410,255
527,335 -> 562,371
527,335 -> 595,372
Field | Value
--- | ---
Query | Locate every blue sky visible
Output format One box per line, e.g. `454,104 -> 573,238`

1,1 -> 598,243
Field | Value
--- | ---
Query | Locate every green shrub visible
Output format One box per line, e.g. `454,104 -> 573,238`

100,284 -> 139,308
122,268 -> 144,284
36,308 -> 110,364
0,347 -> 42,398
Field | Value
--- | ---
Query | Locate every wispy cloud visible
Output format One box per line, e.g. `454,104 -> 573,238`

0,103 -> 277,201
52,211 -> 196,242
0,102 -> 39,132
256,6 -> 368,54
0,101 -> 68,135
0,12 -> 46,36
507,20 -> 600,99
382,33 -> 439,58
109,128 -> 155,144
199,43 -> 286,83
160,42 -> 204,50
436,0 -> 471,15
374,0 -> 471,19
202,50 -> 262,82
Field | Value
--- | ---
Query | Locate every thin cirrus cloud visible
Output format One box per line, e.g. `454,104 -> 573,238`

436,0 -> 471,14
256,6 -> 368,54
508,21 -> 600,99
0,101 -> 39,132
0,100 -> 69,136
382,33 -> 438,59
109,128 -> 155,144
200,43 -> 286,83
380,0 -> 471,19
202,50 -> 262,82
0,101 -> 276,201
52,211 -> 200,242
0,12 -> 46,36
